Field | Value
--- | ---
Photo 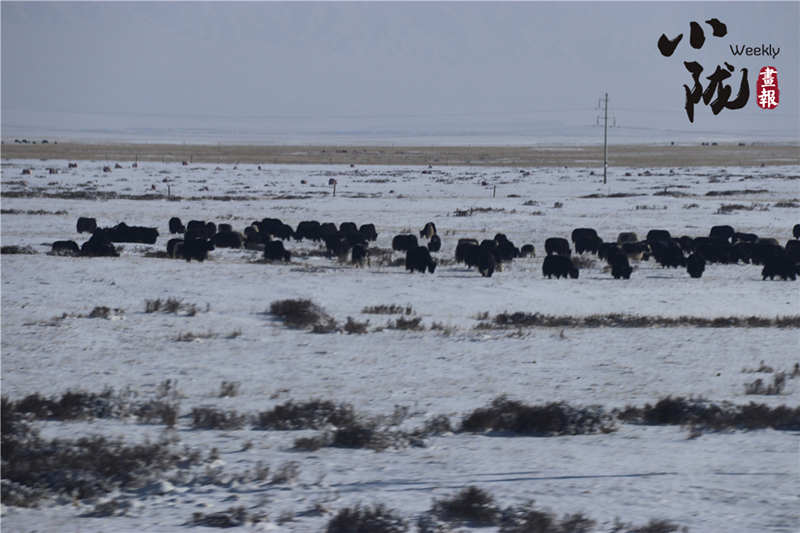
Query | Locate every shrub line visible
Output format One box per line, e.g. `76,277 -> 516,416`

481,312 -> 800,329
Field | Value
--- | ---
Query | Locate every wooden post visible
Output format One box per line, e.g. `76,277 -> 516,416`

493,185 -> 496,198
333,183 -> 336,197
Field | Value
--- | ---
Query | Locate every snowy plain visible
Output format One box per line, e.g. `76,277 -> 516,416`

1,155 -> 799,533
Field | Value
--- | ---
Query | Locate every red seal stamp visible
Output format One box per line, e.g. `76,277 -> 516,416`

756,66 -> 779,109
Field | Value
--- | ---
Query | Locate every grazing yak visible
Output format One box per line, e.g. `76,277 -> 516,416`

213,231 -> 243,249
320,222 -> 338,240
352,244 -> 370,267
762,255 -> 797,281
186,220 -> 216,240
80,230 -> 118,257
420,222 -> 437,239
77,217 -> 97,234
571,228 -> 602,255
607,248 -> 633,279
794,224 -> 800,239
622,241 -> 649,261
167,238 -> 183,258
651,239 -> 686,268
326,235 -> 351,262
51,240 -> 80,256
786,240 -> 800,263
646,229 -> 672,244
359,223 -> 379,242
478,248 -> 498,277
574,234 -> 602,255
520,244 -> 536,258
455,240 -> 481,267
182,237 -> 214,262
255,218 -> 293,241
345,232 -> 368,248
264,240 -> 291,262
392,234 -> 419,252
245,229 -> 266,249
406,246 -> 437,273
686,253 -> 705,278
617,232 -> 639,245
427,234 -> 442,252
733,232 -> 758,244
478,240 -> 506,272
709,225 -> 735,243
339,222 -> 359,236
169,217 -> 185,234
571,228 -> 599,243
544,237 -> 571,256
542,255 -> 579,279
493,234 -> 520,261
104,222 -> 158,245
749,239 -> 783,266
295,220 -> 322,242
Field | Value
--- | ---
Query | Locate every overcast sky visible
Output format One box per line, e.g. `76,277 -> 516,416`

2,1 -> 798,144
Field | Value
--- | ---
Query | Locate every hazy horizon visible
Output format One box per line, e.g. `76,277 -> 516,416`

2,2 -> 798,145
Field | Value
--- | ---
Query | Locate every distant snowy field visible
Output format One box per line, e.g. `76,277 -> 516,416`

1,158 -> 799,533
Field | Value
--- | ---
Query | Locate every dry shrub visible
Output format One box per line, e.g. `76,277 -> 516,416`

744,373 -> 786,395
135,400 -> 179,428
367,247 -> 398,267
716,203 -> 754,213
189,506 -> 266,528
453,207 -> 509,217
143,250 -> 170,259
611,517 -> 688,533
256,399 -> 357,431
1,431 -> 181,504
293,433 -> 333,452
219,380 -> 241,398
189,406 -> 247,430
329,420 -> 396,450
618,396 -> 800,431
89,306 -> 111,319
422,415 -> 453,434
432,486 -> 500,527
500,504 -> 596,533
460,396 -> 617,436
706,189 -> 769,197
269,298 -> 336,332
163,297 -> 183,313
344,316 -> 370,334
326,503 -> 409,533
571,255 -> 596,269
362,304 -> 414,315
8,389 -> 128,421
483,312 -> 800,329
387,316 -> 424,331
1,245 -> 37,255
145,298 -> 199,315
271,461 -> 300,485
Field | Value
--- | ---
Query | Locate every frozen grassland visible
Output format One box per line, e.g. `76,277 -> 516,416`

1,157 -> 799,532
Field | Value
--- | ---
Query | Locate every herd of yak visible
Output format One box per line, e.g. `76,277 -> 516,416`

50,216 -> 800,281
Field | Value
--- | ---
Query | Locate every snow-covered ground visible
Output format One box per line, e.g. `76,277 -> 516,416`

1,158 -> 798,532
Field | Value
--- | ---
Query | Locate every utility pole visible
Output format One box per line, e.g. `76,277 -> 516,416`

601,93 -> 609,185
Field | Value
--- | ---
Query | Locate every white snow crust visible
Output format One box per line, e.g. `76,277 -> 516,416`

1,157 -> 798,532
